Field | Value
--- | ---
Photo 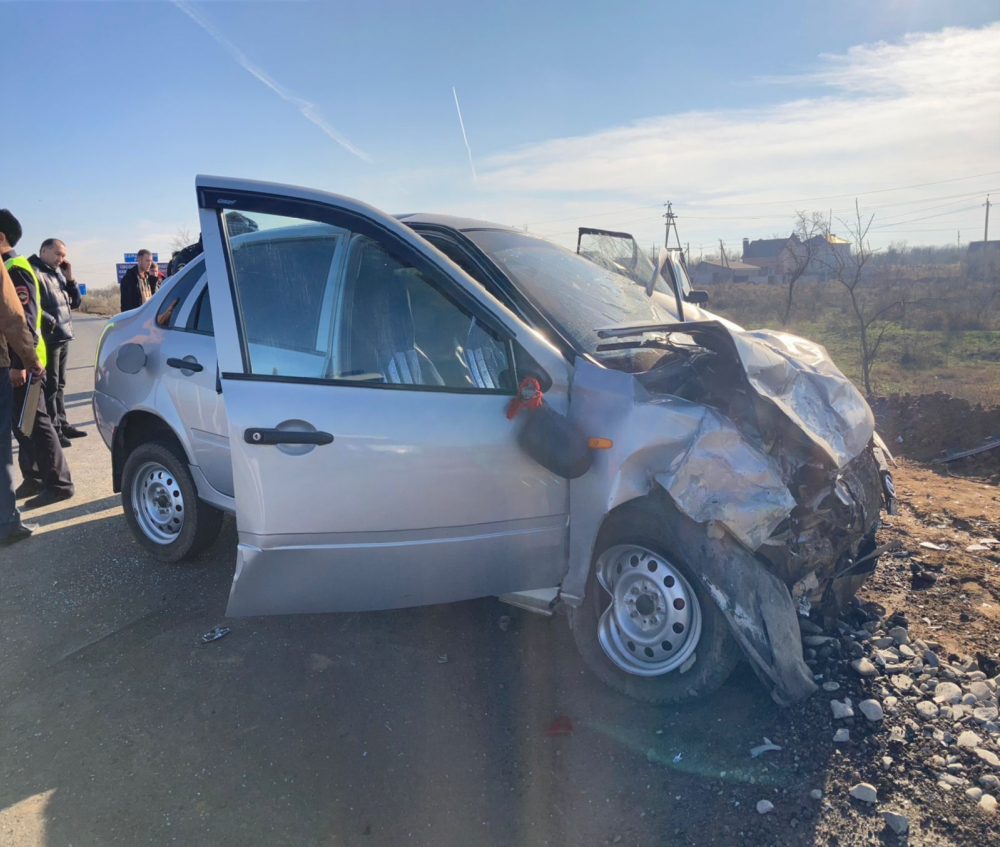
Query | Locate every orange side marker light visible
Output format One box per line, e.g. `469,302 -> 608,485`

588,437 -> 613,450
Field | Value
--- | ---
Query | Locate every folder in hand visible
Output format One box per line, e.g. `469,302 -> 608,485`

16,373 -> 42,437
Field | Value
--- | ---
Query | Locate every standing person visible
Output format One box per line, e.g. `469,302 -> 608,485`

119,249 -> 159,312
0,209 -> 74,509
30,239 -> 86,446
0,259 -> 46,544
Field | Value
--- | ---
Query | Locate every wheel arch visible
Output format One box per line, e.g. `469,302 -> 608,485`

112,410 -> 193,493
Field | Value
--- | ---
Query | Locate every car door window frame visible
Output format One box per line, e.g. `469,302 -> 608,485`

155,258 -> 206,330
186,280 -> 214,336
203,188 -> 517,395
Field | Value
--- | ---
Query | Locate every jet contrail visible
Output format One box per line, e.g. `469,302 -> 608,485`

452,87 -> 478,183
172,0 -> 371,163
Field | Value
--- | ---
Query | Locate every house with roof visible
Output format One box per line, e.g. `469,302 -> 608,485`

691,257 -> 765,285
741,232 -> 851,282
741,236 -> 799,281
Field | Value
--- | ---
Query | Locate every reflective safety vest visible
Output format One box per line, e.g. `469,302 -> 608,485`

3,255 -> 47,368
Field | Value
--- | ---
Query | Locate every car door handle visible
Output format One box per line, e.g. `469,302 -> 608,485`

166,357 -> 204,373
244,428 -> 334,446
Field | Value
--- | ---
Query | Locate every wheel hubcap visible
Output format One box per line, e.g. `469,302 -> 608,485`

131,462 -> 184,545
596,545 -> 702,676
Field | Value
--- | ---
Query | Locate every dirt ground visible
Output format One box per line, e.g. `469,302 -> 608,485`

2,319 -> 999,847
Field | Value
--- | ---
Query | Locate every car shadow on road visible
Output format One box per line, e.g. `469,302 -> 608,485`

0,514 -> 840,847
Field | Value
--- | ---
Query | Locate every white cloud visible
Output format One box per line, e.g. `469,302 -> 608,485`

468,24 -> 1000,248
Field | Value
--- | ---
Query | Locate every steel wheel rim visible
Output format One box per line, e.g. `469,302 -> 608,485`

131,461 -> 184,545
596,544 -> 702,677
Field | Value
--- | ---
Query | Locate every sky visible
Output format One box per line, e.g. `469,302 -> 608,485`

2,0 -> 999,283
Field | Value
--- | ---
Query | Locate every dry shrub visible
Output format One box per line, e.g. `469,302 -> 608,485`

79,286 -> 119,316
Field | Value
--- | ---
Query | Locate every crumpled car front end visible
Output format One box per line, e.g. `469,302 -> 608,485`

563,320 -> 893,704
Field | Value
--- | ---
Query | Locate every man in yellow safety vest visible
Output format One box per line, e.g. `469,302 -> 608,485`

0,209 -> 73,510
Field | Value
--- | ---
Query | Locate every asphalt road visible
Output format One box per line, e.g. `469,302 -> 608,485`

2,315 -> 793,847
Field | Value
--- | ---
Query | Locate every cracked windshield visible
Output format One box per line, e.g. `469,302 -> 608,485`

1,2 -> 998,846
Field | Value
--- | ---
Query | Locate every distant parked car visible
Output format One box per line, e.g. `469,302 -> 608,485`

94,176 -> 895,706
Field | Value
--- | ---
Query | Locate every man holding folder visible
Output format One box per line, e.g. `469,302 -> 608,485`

0,209 -> 73,514
1,260 -> 46,544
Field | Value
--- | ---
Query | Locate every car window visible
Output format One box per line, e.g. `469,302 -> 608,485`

188,287 -> 214,335
155,259 -> 205,329
220,209 -> 514,391
223,212 -> 345,378
334,235 -> 514,391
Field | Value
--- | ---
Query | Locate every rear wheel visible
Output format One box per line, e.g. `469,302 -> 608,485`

569,503 -> 740,704
122,440 -> 224,562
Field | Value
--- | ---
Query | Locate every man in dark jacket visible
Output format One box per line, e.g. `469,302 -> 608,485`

30,239 -> 86,445
0,209 -> 74,510
119,249 -> 158,312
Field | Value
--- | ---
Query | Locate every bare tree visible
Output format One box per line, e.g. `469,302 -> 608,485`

170,226 -> 194,254
781,211 -> 828,324
821,201 -> 903,395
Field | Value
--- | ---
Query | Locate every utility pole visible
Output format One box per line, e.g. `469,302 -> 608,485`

719,239 -> 729,267
663,202 -> 682,250
984,195 -> 992,242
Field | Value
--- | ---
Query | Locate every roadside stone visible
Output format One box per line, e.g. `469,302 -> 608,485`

888,626 -> 909,645
889,726 -> 906,743
822,681 -> 840,692
881,811 -> 909,835
892,674 -> 914,693
831,698 -> 854,719
974,705 -> 999,723
856,699 -> 882,722
933,682 -> 963,704
883,695 -> 900,714
850,783 -> 878,804
962,693 -> 979,706
851,658 -> 878,677
873,637 -> 895,649
924,649 -> 940,667
957,730 -> 983,748
981,774 -> 1000,790
756,799 -> 774,814
803,635 -> 836,647
980,794 -> 998,813
974,748 -> 1000,770
882,756 -> 893,771
834,728 -> 850,743
915,700 -> 939,720
898,644 -> 916,659
809,789 -> 823,800
966,787 -> 983,801
969,681 -> 991,701
938,773 -> 967,788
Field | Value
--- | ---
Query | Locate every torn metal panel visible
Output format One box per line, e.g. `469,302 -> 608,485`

596,320 -> 875,469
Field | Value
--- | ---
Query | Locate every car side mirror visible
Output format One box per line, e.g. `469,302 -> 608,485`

685,290 -> 709,305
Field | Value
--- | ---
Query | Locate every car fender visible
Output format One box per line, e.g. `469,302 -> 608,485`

562,358 -> 816,704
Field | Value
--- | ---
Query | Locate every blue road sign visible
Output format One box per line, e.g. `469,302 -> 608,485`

123,252 -> 158,263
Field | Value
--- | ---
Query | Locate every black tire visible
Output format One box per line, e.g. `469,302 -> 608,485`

568,500 -> 741,704
121,439 -> 224,563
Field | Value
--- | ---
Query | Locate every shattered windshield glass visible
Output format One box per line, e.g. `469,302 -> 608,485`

578,230 -> 693,299
467,229 -> 679,353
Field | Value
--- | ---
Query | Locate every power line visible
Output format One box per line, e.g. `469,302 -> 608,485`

522,176 -> 1000,228
681,171 -> 1000,208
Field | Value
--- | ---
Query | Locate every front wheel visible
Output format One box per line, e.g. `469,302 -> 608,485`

569,504 -> 741,704
122,440 -> 224,562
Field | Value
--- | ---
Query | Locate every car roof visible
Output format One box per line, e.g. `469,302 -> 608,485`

394,213 -> 520,233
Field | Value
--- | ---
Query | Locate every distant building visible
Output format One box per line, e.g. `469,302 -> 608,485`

741,237 -> 797,280
968,240 -> 1000,255
741,232 -> 851,282
691,258 -> 764,285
